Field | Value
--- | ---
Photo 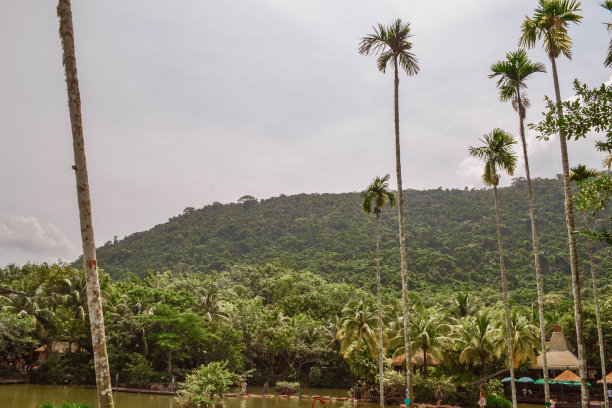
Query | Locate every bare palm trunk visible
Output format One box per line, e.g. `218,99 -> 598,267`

57,1 -> 114,407
549,55 -> 589,408
516,91 -> 550,403
583,214 -> 608,408
394,58 -> 413,402
493,185 -> 517,408
376,213 -> 385,408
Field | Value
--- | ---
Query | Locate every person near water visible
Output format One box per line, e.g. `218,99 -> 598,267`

241,381 -> 247,395
263,381 -> 268,395
478,389 -> 486,408
550,399 -> 556,408
435,386 -> 443,406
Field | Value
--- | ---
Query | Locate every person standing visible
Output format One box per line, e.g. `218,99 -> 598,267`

263,381 -> 268,396
479,389 -> 486,408
241,381 -> 247,396
435,386 -> 443,406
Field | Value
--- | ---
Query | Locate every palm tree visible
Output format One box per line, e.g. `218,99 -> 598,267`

409,312 -> 450,376
191,288 -> 230,323
570,165 -> 609,408
519,3 -> 589,406
57,1 -> 114,407
469,129 -> 518,408
458,311 -> 497,380
603,1 -> 612,67
362,174 -> 397,408
452,292 -> 473,319
489,48 -> 551,402
358,19 -> 420,399
336,298 -> 381,360
494,308 -> 540,369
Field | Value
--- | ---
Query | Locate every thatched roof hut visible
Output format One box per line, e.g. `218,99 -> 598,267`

597,372 -> 612,384
536,326 -> 579,370
35,342 -> 90,361
553,370 -> 581,382
391,352 -> 440,367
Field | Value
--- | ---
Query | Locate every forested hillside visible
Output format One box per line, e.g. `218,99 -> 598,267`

91,177 -> 612,295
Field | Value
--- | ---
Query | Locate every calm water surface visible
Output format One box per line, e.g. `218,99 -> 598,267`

0,384 -> 545,408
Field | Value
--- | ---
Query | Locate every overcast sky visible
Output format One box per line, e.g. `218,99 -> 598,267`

1,0 -> 611,265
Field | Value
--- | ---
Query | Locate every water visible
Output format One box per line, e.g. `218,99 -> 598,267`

0,384 -> 367,408
0,384 -> 547,408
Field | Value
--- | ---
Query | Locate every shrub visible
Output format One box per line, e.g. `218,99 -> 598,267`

177,361 -> 238,408
412,375 -> 458,405
276,381 -> 300,393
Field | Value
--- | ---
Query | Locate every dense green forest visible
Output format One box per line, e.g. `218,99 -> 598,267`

91,177 -> 612,298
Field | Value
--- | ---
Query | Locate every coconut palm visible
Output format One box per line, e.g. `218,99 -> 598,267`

336,298 -> 381,360
458,311 -> 497,380
519,3 -> 589,406
57,1 -> 114,406
409,312 -> 450,376
494,307 -> 540,368
362,174 -> 397,408
603,1 -> 612,67
191,288 -> 230,323
452,292 -> 473,319
489,48 -> 551,402
358,19 -> 419,398
469,129 -> 518,408
570,165 -> 609,408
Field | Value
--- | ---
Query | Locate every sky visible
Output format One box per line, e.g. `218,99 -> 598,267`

1,0 -> 611,265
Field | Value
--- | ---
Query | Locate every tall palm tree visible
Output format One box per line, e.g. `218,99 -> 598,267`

362,174 -> 397,408
570,165 -> 609,408
469,129 -> 518,408
458,311 -> 497,380
519,3 -> 589,406
358,19 -> 420,399
57,1 -> 114,407
603,1 -> 612,67
489,48 -> 551,402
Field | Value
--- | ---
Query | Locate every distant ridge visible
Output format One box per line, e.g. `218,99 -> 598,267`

86,177 -> 612,295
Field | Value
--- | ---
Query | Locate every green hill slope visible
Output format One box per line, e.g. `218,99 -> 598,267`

90,177 -> 612,294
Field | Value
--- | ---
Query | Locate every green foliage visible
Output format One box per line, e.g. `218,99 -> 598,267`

275,381 -> 300,391
412,375 -> 457,405
177,361 -> 238,408
36,352 -> 95,385
36,403 -> 93,408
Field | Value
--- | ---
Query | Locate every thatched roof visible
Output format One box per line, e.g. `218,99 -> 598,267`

391,352 -> 440,367
536,326 -> 579,370
597,372 -> 612,384
35,342 -> 89,354
553,370 -> 581,382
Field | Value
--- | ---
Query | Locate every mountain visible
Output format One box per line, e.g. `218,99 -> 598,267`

88,177 -> 612,296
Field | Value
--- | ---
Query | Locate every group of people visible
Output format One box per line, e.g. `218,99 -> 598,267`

239,380 -> 269,396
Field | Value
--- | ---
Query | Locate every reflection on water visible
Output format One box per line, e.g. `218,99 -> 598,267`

1,384 -> 378,408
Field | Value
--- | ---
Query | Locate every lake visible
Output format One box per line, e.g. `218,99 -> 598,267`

0,384 -> 364,408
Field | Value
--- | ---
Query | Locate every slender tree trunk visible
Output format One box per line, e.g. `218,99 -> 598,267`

493,185 -> 517,408
549,56 -> 589,408
57,2 -> 114,408
516,91 -> 551,403
376,213 -> 385,408
394,57 -> 412,402
583,214 -> 608,408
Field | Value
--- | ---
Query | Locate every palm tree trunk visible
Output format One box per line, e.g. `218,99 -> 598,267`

549,55 -> 589,408
394,57 -> 413,402
376,213 -> 385,408
516,91 -> 551,403
493,185 -> 517,408
57,1 -> 114,407
583,214 -> 608,408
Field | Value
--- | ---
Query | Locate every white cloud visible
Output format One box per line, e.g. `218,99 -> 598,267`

458,156 -> 485,189
0,214 -> 78,265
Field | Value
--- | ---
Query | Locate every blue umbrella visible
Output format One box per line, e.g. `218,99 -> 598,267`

501,377 -> 512,383
517,377 -> 534,383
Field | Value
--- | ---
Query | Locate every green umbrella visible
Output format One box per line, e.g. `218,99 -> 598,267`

501,377 -> 512,383
534,378 -> 556,385
517,377 -> 534,383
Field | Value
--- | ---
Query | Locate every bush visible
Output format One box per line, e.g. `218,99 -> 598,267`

412,375 -> 458,405
177,361 -> 238,408
275,381 -> 300,393
485,380 -> 511,408
36,352 -> 94,385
